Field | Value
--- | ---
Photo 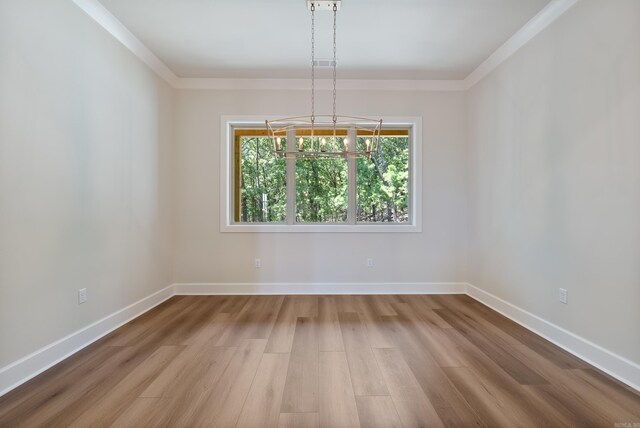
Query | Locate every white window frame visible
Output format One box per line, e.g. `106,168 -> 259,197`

220,115 -> 422,233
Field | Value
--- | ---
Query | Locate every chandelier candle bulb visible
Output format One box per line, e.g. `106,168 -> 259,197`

298,137 -> 304,151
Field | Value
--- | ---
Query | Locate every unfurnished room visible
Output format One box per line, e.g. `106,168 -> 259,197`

0,0 -> 639,426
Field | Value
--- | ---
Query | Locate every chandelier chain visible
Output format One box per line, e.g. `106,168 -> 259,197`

332,3 -> 337,125
311,3 -> 315,125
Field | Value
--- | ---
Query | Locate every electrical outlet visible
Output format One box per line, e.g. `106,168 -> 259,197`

255,258 -> 262,269
78,288 -> 87,304
366,258 -> 374,268
559,288 -> 568,304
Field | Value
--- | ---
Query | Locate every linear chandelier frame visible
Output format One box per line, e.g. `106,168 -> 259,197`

265,0 -> 382,160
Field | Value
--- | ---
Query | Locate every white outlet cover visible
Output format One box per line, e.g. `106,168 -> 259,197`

78,288 -> 87,304
559,288 -> 568,304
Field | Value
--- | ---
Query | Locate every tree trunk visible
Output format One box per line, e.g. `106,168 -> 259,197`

255,139 -> 263,222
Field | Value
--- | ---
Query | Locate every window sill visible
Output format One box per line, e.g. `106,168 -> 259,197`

220,223 -> 422,233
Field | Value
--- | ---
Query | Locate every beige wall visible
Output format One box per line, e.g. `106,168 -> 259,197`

172,89 -> 469,284
0,1 -> 174,367
467,0 -> 640,363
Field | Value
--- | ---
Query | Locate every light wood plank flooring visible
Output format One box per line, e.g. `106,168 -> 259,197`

1,294 -> 639,427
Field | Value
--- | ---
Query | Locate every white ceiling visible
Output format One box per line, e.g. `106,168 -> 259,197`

99,0 -> 551,80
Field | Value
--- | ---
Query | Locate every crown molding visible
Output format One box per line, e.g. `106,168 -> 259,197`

71,0 -> 178,86
463,0 -> 580,89
175,78 -> 465,91
72,0 -> 579,91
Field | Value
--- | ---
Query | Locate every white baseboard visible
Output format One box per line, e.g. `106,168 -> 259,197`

0,284 -> 174,398
2,281 -> 638,398
172,282 -> 468,295
466,283 -> 640,392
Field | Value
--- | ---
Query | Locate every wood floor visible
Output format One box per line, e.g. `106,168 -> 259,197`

1,295 -> 639,427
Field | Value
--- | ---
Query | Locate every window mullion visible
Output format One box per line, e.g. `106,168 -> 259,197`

347,128 -> 357,224
286,129 -> 296,225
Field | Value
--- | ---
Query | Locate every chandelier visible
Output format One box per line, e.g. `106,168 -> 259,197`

266,0 -> 382,159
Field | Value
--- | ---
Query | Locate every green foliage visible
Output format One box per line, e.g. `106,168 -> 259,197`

357,137 -> 409,222
239,136 -> 409,223
239,137 -> 287,222
296,158 -> 347,222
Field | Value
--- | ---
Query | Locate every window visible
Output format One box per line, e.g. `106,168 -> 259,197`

356,135 -> 410,223
221,116 -> 422,232
234,131 -> 287,222
296,156 -> 348,223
